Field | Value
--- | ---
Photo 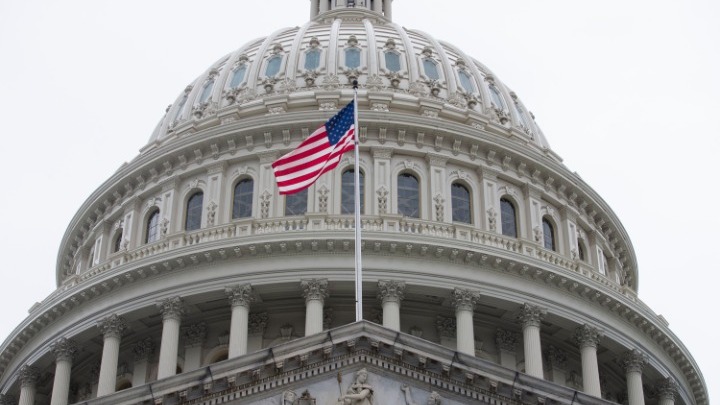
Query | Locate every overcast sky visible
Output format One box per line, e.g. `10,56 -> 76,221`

0,0 -> 717,401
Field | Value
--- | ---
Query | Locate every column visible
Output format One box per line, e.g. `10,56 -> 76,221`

377,280 -> 404,331
517,303 -> 545,378
657,377 -> 678,405
50,338 -> 78,405
544,345 -> 567,384
131,338 -> 155,387
157,296 -> 185,379
575,324 -> 603,397
17,365 -> 39,405
96,314 -> 127,396
301,279 -> 328,336
310,0 -> 319,18
226,284 -> 254,358
183,322 -> 207,371
622,349 -> 648,405
495,329 -> 519,370
451,288 -> 479,355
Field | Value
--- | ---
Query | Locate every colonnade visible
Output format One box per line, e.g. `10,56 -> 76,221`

8,282 -> 676,405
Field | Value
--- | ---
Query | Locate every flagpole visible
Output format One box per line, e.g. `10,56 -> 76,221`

352,80 -> 363,322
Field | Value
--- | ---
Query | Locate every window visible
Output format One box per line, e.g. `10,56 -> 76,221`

542,217 -> 556,251
199,80 -> 214,104
230,65 -> 247,88
385,52 -> 401,72
345,48 -> 361,69
173,95 -> 187,121
304,49 -> 321,70
185,192 -> 204,231
88,246 -> 95,269
146,209 -> 160,243
266,55 -> 282,77
341,169 -> 364,214
458,70 -> 475,93
577,239 -> 586,261
423,59 -> 440,80
113,231 -> 123,253
500,198 -> 517,237
232,179 -> 254,219
515,103 -> 532,128
285,189 -> 308,216
599,252 -> 609,275
397,173 -> 419,218
451,183 -> 471,223
489,85 -> 506,110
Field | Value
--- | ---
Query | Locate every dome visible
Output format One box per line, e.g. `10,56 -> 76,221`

0,2 -> 707,405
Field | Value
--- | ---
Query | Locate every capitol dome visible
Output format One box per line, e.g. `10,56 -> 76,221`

0,2 -> 707,405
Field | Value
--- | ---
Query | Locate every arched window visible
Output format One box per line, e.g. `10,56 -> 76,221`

185,192 -> 204,231
304,49 -> 321,70
577,239 -> 587,262
514,102 -> 532,129
500,198 -> 517,237
385,51 -> 401,72
173,95 -> 188,121
230,65 -> 247,88
489,85 -> 506,110
199,80 -> 214,104
146,209 -> 160,243
458,70 -> 475,93
113,231 -> 123,253
423,59 -> 440,80
451,183 -> 471,224
542,217 -> 556,251
265,55 -> 282,77
341,169 -> 364,215
397,173 -> 419,218
285,189 -> 307,216
345,48 -> 361,69
232,179 -> 254,219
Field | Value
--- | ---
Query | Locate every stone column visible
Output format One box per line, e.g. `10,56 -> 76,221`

451,288 -> 479,355
517,304 -> 545,378
622,349 -> 648,405
182,322 -> 207,371
495,329 -> 519,370
50,338 -> 78,405
96,314 -> 127,397
544,345 -> 567,384
377,280 -> 405,331
17,365 -> 39,405
301,279 -> 328,336
575,324 -> 603,397
226,284 -> 254,358
157,296 -> 185,379
131,338 -> 155,387
657,377 -> 678,405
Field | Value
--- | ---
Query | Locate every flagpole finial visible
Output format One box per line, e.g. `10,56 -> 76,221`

353,80 -> 359,90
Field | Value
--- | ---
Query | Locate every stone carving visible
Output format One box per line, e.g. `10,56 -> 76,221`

282,389 -> 298,405
51,337 -> 78,362
575,324 -> 603,349
318,185 -> 330,213
279,77 -> 298,93
97,314 -> 127,339
517,304 -> 545,328
133,337 -> 155,361
409,326 -> 423,337
18,365 -> 39,387
495,329 -> 519,352
319,101 -> 338,111
160,218 -> 169,236
451,288 -> 479,311
323,73 -> 341,90
262,77 -> 277,93
206,201 -> 217,226
657,377 -> 678,401
371,102 -> 389,112
183,322 -> 207,347
248,312 -> 269,335
435,316 -> 456,338
385,71 -> 403,88
366,74 -> 384,91
533,226 -> 542,243
323,308 -> 334,330
376,186 -> 389,214
622,349 -> 648,373
260,190 -> 272,219
545,345 -> 567,368
408,80 -> 428,97
487,207 -> 497,231
377,280 -> 405,304
433,193 -> 445,222
448,92 -> 467,108
157,296 -> 185,321
339,368 -> 373,405
402,384 -> 442,405
301,279 -> 329,303
226,284 -> 254,308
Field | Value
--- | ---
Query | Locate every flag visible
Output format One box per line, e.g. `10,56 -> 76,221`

272,101 -> 356,195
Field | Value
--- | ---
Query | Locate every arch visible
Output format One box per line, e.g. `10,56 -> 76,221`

145,208 -> 161,243
285,189 -> 308,216
451,182 -> 471,224
116,377 -> 132,391
341,168 -> 365,215
397,172 -> 420,218
542,216 -> 556,251
185,191 -> 204,231
204,345 -> 229,365
232,178 -> 254,219
500,197 -> 518,238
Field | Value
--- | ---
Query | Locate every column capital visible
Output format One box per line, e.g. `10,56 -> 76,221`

51,337 -> 78,362
622,349 -> 648,374
249,312 -> 269,335
133,337 -> 155,361
377,280 -> 405,304
451,288 -> 480,312
18,364 -> 39,387
157,296 -> 185,321
495,329 -> 519,352
301,279 -> 328,303
225,284 -> 255,308
575,324 -> 603,349
544,345 -> 567,369
183,322 -> 207,348
97,314 -> 127,339
435,315 -> 457,338
657,377 -> 678,401
517,303 -> 546,328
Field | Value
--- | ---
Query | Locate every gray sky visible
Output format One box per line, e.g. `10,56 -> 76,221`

0,0 -> 717,401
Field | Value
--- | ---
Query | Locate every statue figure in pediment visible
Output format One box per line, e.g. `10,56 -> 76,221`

401,384 -> 442,405
339,368 -> 373,405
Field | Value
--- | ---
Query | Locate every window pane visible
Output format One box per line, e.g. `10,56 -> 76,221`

542,218 -> 555,251
500,198 -> 517,237
423,59 -> 440,80
489,85 -> 505,110
285,189 -> 308,216
146,210 -> 160,243
185,192 -> 203,231
385,52 -> 400,72
345,48 -> 360,69
266,55 -> 282,77
397,174 -> 419,218
451,183 -> 471,223
230,65 -> 247,88
515,103 -> 532,128
341,170 -> 364,214
113,232 -> 123,252
232,179 -> 254,219
458,70 -> 475,93
199,80 -> 214,104
578,240 -> 586,261
305,49 -> 321,70
173,96 -> 187,121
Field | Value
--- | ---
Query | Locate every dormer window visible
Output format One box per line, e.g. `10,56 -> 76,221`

489,84 -> 506,110
199,79 -> 214,104
422,59 -> 440,80
458,70 -> 475,93
230,65 -> 247,88
305,49 -> 321,70
385,52 -> 400,72
345,48 -> 361,69
266,55 -> 282,77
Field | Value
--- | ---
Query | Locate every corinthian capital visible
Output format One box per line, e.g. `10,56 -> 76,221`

377,280 -> 405,304
157,296 -> 185,321
301,279 -> 328,303
97,314 -> 127,339
51,337 -> 78,362
225,284 -> 255,308
657,377 -> 678,401
575,324 -> 603,349
517,303 -> 545,328
451,288 -> 480,312
18,365 -> 39,387
622,349 -> 648,374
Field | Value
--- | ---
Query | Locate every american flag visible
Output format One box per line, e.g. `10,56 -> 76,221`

272,101 -> 356,195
